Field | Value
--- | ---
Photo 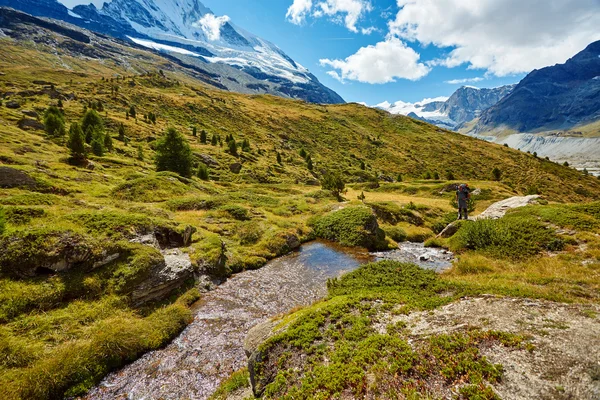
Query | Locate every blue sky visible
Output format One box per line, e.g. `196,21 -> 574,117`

198,0 -> 599,106
60,0 -> 600,107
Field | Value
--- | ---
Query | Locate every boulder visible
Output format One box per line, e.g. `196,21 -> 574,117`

195,153 -> 219,166
5,100 -> 20,109
18,117 -> 44,131
0,166 -> 37,189
21,109 -> 39,118
437,221 -> 461,238
229,162 -> 243,174
245,319 -> 292,397
130,249 -> 195,306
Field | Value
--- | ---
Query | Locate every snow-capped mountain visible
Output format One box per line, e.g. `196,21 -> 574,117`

376,85 -> 515,130
0,0 -> 344,104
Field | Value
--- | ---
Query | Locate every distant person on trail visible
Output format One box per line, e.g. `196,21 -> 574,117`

456,183 -> 471,220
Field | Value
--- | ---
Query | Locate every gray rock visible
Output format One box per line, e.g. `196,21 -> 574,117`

21,109 -> 38,118
0,166 -> 37,189
18,117 -> 44,131
229,162 -> 243,174
131,249 -> 195,306
5,100 -> 20,109
195,153 -> 219,166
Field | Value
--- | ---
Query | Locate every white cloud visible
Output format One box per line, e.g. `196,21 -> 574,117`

316,0 -> 372,32
286,0 -> 313,25
445,77 -> 484,85
193,14 -> 230,41
360,26 -> 377,35
320,37 -> 430,83
389,0 -> 600,76
286,0 -> 372,33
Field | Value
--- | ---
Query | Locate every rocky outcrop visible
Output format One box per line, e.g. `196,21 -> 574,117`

131,248 -> 195,306
0,166 -> 37,189
474,40 -> 600,133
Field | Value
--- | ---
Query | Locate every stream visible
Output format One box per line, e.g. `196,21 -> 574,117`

85,241 -> 453,400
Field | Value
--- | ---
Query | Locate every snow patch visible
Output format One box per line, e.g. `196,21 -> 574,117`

127,37 -> 200,56
67,10 -> 83,19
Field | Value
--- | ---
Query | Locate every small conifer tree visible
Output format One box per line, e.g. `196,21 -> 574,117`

197,163 -> 209,180
228,140 -> 238,156
155,127 -> 193,177
129,105 -> 136,118
242,138 -> 250,152
137,145 -> 144,161
211,134 -> 218,146
397,173 -> 403,182
192,126 -> 197,137
299,148 -> 307,158
91,132 -> 105,156
44,106 -> 66,137
321,171 -> 345,200
104,132 -> 113,152
492,167 -> 502,181
118,123 -> 126,141
200,130 -> 208,144
67,122 -> 86,162
276,152 -> 282,164
360,160 -> 366,170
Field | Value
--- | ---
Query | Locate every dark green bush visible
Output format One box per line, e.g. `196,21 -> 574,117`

165,196 -> 222,211
384,226 -> 407,242
220,205 -> 250,221
4,207 -> 46,225
310,207 -> 387,250
449,217 -> 561,259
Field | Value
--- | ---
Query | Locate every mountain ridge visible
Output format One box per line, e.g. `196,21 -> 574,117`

0,0 -> 344,104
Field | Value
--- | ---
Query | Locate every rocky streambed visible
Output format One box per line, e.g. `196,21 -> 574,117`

85,241 -> 453,400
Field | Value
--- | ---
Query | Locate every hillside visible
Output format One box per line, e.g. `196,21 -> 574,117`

1,8 -> 600,400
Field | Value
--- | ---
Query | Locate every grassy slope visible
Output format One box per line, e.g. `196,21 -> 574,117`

0,31 -> 600,399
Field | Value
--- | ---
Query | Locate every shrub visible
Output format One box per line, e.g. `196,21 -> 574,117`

237,222 -> 264,245
112,174 -> 190,202
310,207 -> 387,250
449,217 -> 562,259
445,171 -> 455,180
137,145 -> 144,161
165,196 -> 222,211
321,171 -> 345,200
155,128 -> 193,177
492,167 -> 502,181
220,205 -> 250,221
4,206 -> 46,225
197,163 -> 209,180
44,106 -> 66,137
384,226 -> 407,242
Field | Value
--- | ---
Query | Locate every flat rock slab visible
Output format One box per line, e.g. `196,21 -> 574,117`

475,195 -> 540,220
378,296 -> 600,400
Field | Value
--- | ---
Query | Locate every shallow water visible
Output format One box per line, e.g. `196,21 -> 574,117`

85,241 -> 452,400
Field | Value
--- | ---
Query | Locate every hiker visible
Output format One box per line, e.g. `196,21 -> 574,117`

456,183 -> 471,220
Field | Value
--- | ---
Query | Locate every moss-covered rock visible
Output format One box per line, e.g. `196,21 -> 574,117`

310,206 -> 387,250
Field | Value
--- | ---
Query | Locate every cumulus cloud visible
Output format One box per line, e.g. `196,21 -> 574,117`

316,0 -> 372,32
389,0 -> 600,76
445,77 -> 484,85
286,0 -> 313,25
194,14 -> 230,41
286,0 -> 372,33
320,37 -> 430,83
